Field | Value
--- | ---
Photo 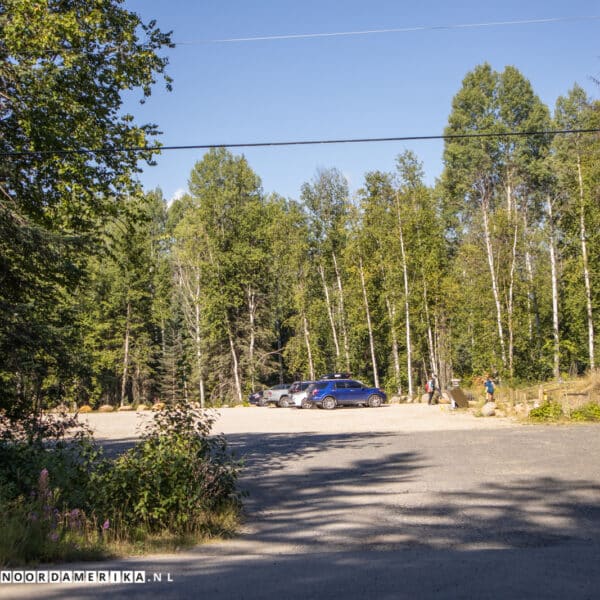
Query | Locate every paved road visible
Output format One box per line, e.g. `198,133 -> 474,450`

2,405 -> 599,599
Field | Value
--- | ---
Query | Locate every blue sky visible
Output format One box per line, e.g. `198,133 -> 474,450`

122,0 -> 600,202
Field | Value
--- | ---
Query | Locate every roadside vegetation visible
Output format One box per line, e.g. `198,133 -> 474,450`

0,403 -> 240,566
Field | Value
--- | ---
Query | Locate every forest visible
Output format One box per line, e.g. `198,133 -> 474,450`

2,1 -> 600,413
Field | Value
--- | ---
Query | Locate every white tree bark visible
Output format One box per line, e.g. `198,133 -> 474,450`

332,252 -> 351,371
395,195 -> 414,400
507,221 -> 519,379
577,156 -> 596,371
481,193 -> 507,368
247,287 -> 257,391
318,263 -> 340,363
120,301 -> 131,406
302,310 -> 315,380
422,282 -> 437,379
359,257 -> 379,388
385,297 -> 402,395
228,330 -> 243,404
195,282 -> 205,408
176,263 -> 206,408
547,196 -> 561,380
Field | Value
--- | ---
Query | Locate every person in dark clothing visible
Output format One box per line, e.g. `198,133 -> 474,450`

426,375 -> 437,405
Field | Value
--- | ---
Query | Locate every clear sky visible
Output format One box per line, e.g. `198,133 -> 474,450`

122,0 -> 600,203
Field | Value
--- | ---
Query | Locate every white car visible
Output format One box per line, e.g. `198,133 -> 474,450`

290,381 -> 315,409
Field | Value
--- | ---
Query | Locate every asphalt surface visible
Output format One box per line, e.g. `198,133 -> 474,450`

2,405 -> 599,599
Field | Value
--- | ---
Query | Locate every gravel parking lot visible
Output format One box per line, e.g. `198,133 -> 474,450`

4,405 -> 600,600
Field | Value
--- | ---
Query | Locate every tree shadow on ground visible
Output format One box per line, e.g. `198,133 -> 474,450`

17,428 -> 600,600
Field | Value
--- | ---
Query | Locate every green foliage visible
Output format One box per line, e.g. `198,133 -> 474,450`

0,403 -> 241,564
0,411 -> 100,507
570,402 -> 600,422
0,0 -> 172,417
529,401 -> 564,422
0,412 -> 106,565
93,401 -> 240,536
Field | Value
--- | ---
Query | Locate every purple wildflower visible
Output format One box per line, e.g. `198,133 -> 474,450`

102,519 -> 110,530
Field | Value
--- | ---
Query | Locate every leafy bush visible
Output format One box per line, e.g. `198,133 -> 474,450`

0,411 -> 100,509
570,402 -> 600,422
93,401 -> 240,537
529,401 -> 564,422
0,403 -> 241,563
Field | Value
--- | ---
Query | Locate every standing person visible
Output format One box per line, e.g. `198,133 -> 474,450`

484,376 -> 495,402
426,374 -> 437,405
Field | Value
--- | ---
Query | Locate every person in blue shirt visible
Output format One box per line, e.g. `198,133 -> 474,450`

484,376 -> 495,402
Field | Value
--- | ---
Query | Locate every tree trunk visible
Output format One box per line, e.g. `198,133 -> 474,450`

385,297 -> 402,395
195,281 -> 205,408
577,155 -> 596,371
395,194 -> 414,400
423,282 -> 437,379
247,287 -> 257,391
481,194 -> 507,368
547,196 -> 561,380
332,252 -> 351,372
228,329 -> 243,404
318,263 -> 340,364
302,310 -> 315,380
120,301 -> 131,406
507,221 -> 519,380
359,257 -> 379,388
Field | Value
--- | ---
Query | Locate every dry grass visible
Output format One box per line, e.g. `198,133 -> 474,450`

461,372 -> 600,421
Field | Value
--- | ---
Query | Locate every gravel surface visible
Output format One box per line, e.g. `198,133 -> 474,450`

3,405 -> 599,599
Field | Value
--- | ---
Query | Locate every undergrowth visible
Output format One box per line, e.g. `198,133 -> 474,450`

0,402 -> 241,566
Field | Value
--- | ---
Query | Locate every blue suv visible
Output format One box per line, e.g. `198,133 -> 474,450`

307,379 -> 386,409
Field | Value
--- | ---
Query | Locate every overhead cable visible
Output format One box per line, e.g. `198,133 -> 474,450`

2,128 -> 600,158
177,15 -> 600,44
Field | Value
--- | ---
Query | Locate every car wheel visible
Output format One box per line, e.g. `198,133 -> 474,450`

301,398 -> 313,409
278,395 -> 290,408
368,394 -> 382,408
322,396 -> 336,410
258,398 -> 267,407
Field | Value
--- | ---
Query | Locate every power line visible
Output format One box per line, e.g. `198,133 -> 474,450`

177,15 -> 600,44
2,129 -> 599,158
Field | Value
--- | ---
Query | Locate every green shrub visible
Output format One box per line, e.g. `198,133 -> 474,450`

0,412 -> 100,508
0,403 -> 242,563
570,402 -> 600,422
529,401 -> 564,422
93,401 -> 240,538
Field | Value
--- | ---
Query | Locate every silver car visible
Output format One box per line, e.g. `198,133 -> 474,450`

262,383 -> 292,407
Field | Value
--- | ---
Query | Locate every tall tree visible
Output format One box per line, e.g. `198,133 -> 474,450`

185,148 -> 267,404
553,86 -> 600,372
301,169 -> 351,372
443,63 -> 551,379
0,0 -> 171,415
